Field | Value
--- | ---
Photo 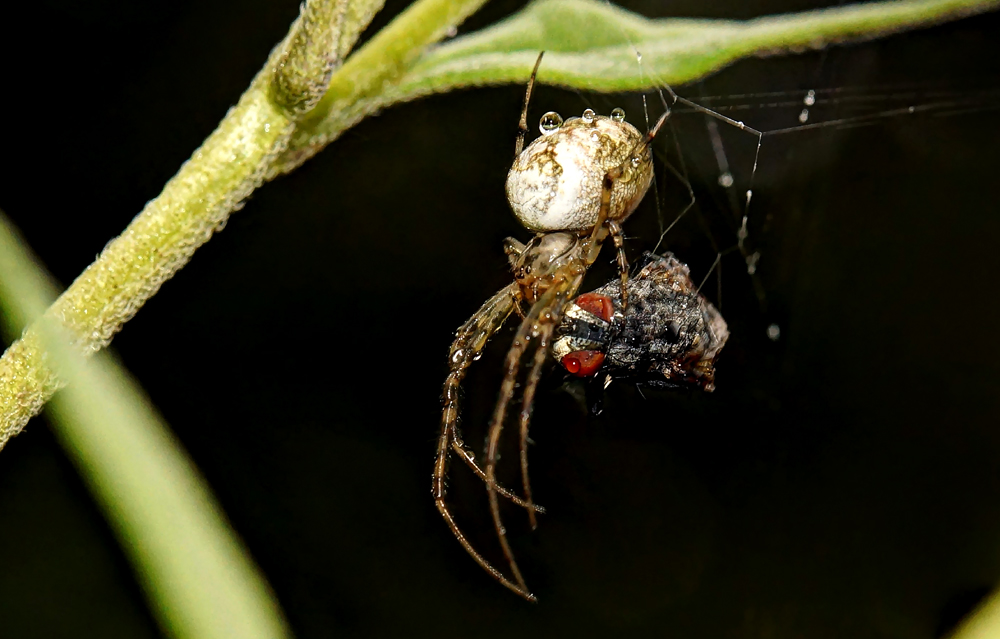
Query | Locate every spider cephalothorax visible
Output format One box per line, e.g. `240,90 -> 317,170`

555,252 -> 729,391
432,53 -> 666,601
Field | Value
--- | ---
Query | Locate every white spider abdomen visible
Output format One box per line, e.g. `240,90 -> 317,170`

505,113 -> 654,232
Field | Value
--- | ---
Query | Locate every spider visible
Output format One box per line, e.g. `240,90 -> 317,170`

431,51 -> 669,601
433,251 -> 730,601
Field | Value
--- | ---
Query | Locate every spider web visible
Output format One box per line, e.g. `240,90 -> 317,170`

582,0 -> 1000,339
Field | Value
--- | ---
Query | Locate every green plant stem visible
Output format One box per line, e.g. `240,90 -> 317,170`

274,0 -> 491,172
1,0 -> 997,450
48,349 -> 292,639
951,593 -> 1000,639
276,0 -> 1000,171
0,0 -> 480,450
0,73 -> 293,450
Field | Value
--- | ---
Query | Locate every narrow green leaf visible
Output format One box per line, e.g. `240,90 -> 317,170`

394,0 -> 1000,94
0,213 -> 292,639
0,0 -> 487,447
951,594 -> 1000,638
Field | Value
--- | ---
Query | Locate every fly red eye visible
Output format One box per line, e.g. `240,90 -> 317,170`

561,350 -> 605,377
573,293 -> 614,322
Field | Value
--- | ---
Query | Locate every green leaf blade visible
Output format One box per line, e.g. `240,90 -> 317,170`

0,213 -> 292,639
387,0 -> 1000,97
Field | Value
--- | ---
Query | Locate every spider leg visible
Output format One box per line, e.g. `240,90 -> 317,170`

503,236 -> 527,261
596,110 -> 670,308
586,174 -> 616,264
450,437 -> 545,513
645,109 -> 670,144
584,170 -> 631,312
512,299 -> 527,321
502,241 -> 530,319
433,479 -> 536,601
517,320 -> 551,530
434,283 -> 539,599
514,52 -> 545,158
607,218 -> 629,308
485,274 -> 584,600
511,288 -> 528,321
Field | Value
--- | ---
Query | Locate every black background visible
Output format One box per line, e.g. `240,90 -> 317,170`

1,0 -> 1000,637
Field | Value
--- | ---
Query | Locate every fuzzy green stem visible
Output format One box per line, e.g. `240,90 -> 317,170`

0,0 -> 480,449
271,0 -> 350,116
275,0 -> 490,172
0,72 -> 293,449
1,0 -> 998,450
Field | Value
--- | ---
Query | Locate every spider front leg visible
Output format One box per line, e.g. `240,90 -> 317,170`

514,52 -> 544,158
436,282 -> 539,507
585,171 -> 631,309
435,286 -> 515,509
517,324 -> 549,531
608,220 -> 628,311
503,237 -> 529,320
433,283 -> 546,600
607,220 -> 629,309
485,271 -> 585,600
599,108 -> 673,309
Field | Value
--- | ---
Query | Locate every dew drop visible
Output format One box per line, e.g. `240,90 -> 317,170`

908,105 -> 916,113
718,172 -> 734,188
445,25 -> 458,38
767,324 -> 781,341
798,108 -> 810,123
745,189 -> 753,205
631,156 -> 641,167
635,52 -> 642,63
582,108 -> 596,123
610,107 -> 626,122
539,111 -> 563,134
450,348 -> 464,364
803,89 -> 816,106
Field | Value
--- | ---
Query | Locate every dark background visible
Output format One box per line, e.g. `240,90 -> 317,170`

1,0 -> 999,637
